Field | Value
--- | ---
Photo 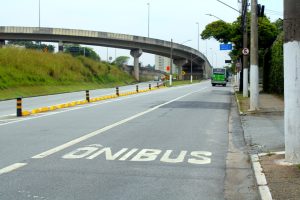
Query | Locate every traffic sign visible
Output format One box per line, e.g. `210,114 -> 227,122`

220,43 -> 232,50
182,71 -> 186,75
166,65 -> 170,71
242,48 -> 249,55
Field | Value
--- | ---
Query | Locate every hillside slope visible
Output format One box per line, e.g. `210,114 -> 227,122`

0,48 -> 134,100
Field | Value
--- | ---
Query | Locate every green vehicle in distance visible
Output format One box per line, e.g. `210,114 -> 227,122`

211,68 -> 227,87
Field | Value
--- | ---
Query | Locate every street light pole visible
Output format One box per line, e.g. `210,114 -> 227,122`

181,39 -> 192,45
191,54 -> 193,83
147,3 -> 150,38
196,22 -> 199,51
39,0 -> 41,28
169,39 -> 173,86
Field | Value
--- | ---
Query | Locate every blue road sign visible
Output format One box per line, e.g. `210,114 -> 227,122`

220,43 -> 232,50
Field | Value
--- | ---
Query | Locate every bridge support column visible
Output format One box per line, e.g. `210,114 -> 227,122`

203,62 -> 211,79
130,49 -> 142,81
0,40 -> 5,48
174,59 -> 188,80
58,41 -> 64,52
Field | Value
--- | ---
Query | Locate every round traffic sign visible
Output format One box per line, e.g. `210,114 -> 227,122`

242,48 -> 249,55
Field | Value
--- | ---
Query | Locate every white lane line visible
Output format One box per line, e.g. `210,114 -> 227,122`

32,87 -> 208,159
0,163 -> 27,175
0,90 -> 163,127
0,83 -> 206,127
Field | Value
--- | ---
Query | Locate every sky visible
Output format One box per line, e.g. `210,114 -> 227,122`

1,0 -> 283,67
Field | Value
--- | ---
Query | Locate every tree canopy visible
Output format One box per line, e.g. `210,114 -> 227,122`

64,44 -> 100,61
7,40 -> 55,52
113,56 -> 130,67
201,13 -> 280,65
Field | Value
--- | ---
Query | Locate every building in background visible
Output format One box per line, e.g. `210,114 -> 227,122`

154,55 -> 178,74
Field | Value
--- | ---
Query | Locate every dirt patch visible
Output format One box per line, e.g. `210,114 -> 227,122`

260,154 -> 300,200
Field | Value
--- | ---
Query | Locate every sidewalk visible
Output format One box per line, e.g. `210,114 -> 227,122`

236,91 -> 300,200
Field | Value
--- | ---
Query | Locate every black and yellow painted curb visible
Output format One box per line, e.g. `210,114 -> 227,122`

20,85 -> 166,117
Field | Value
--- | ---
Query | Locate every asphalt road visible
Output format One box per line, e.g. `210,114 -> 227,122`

0,81 -> 160,117
0,81 -> 234,200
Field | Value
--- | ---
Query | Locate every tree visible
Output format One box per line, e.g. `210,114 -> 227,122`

201,13 -> 279,65
113,56 -> 130,67
64,44 -> 100,61
7,40 -> 55,52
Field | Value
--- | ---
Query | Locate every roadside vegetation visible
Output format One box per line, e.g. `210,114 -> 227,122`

165,79 -> 201,87
0,47 -> 134,100
201,14 -> 283,95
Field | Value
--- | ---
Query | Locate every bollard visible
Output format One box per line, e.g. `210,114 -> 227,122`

86,90 -> 90,102
157,82 -> 159,88
116,86 -> 119,96
149,84 -> 151,90
16,97 -> 22,117
136,85 -> 139,93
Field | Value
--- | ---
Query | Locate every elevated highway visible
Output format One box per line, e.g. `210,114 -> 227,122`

0,26 -> 212,80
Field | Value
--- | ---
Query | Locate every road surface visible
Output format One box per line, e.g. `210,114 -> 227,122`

0,81 -> 254,200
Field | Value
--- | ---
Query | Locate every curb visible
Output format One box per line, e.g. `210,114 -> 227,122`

20,85 -> 166,117
234,91 -> 244,115
250,153 -> 276,200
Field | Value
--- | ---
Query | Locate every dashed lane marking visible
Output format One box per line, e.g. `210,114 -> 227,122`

0,163 -> 27,175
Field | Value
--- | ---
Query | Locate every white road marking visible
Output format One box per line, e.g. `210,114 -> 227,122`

0,83 -> 204,127
0,163 -> 27,175
61,145 -> 213,165
32,87 -> 208,159
0,89 -> 160,127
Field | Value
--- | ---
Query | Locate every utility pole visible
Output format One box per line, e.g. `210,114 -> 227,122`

284,0 -> 300,164
169,39 -> 173,86
196,22 -> 199,51
147,3 -> 150,38
39,0 -> 41,28
249,0 -> 259,110
191,54 -> 193,83
242,0 -> 249,97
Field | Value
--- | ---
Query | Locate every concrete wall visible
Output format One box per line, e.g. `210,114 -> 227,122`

122,65 -> 166,81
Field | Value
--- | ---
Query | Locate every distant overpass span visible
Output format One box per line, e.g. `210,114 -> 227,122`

0,26 -> 212,81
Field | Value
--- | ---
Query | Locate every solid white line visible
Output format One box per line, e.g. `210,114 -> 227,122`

0,88 -> 164,127
32,87 -> 208,159
0,163 -> 27,175
0,82 -> 206,127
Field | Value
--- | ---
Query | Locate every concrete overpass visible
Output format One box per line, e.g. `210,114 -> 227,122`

0,26 -> 212,81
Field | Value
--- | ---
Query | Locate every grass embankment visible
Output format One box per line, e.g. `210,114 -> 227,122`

0,48 -> 135,100
165,80 -> 201,87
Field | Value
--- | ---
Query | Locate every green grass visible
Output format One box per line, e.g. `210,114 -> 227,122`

235,92 -> 250,113
165,80 -> 201,87
0,47 -> 135,100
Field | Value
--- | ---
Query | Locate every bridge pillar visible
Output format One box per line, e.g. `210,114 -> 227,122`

58,41 -> 64,52
0,40 -> 5,48
130,49 -> 142,81
203,62 -> 211,79
174,59 -> 188,80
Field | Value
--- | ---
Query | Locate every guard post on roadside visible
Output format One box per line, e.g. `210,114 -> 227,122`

149,84 -> 151,90
16,97 -> 22,117
136,85 -> 139,93
86,90 -> 90,102
116,86 -> 119,96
